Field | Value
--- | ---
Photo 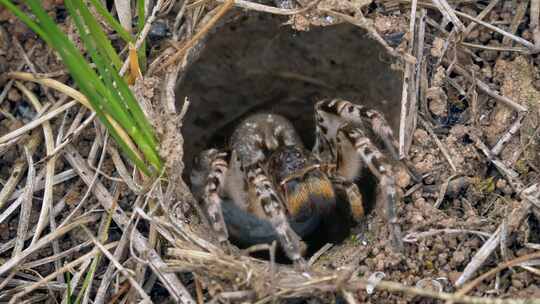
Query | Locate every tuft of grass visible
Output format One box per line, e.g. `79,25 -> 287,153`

0,0 -> 161,176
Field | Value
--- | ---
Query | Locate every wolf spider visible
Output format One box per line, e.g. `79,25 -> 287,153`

191,99 -> 418,265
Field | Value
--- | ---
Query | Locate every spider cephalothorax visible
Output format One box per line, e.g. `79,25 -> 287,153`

191,99 -> 419,266
267,146 -> 336,223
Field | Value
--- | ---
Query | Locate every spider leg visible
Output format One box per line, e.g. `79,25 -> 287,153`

316,98 -> 420,181
329,176 -> 364,222
246,163 -> 307,263
229,114 -> 307,264
191,149 -> 230,246
336,124 -> 404,251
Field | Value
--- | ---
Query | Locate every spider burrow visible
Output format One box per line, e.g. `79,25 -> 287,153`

190,98 -> 420,266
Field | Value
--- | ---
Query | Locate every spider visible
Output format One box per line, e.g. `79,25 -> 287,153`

190,99 -> 419,266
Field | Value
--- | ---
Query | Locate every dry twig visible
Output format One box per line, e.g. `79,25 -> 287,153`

63,145 -> 195,303
419,117 -> 458,172
153,0 -> 234,73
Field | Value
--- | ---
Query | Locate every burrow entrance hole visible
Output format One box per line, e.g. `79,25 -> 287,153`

176,12 -> 403,252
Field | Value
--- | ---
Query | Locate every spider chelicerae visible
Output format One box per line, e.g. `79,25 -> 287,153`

190,99 -> 419,266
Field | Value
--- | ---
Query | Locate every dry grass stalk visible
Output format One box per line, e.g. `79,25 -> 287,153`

501,0 -> 529,47
532,0 -> 540,49
0,46 -> 37,107
6,242 -> 118,303
0,130 -> 41,209
6,72 -> 142,158
462,0 -> 500,38
460,41 -> 529,53
164,234 -> 540,304
491,113 -> 525,156
0,147 -> 36,291
217,0 -> 321,15
403,228 -> 491,242
6,169 -> 76,202
81,225 -> 153,303
449,64 -> 528,113
2,0 -> 540,302
320,8 -> 416,63
153,0 -> 234,73
398,0 -> 419,158
431,0 -> 464,31
41,112 -> 97,163
119,0 -> 165,75
12,81 -> 57,247
63,144 -> 195,303
453,129 -> 536,287
455,251 -> 540,297
400,0 -> 536,50
94,224 -> 132,304
0,193 -> 68,256
419,117 -> 458,172
0,216 -> 97,277
0,99 -> 78,144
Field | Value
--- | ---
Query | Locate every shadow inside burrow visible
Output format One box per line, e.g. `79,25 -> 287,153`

175,12 -> 403,259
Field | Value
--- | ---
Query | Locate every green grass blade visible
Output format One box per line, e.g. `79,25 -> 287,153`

73,0 -> 123,70
56,2 -> 129,128
136,0 -> 147,71
88,0 -> 133,43
108,70 -> 161,168
24,0 -> 153,175
3,0 -> 160,174
108,63 -> 159,148
65,272 -> 73,304
57,1 -> 156,167
69,0 -> 160,170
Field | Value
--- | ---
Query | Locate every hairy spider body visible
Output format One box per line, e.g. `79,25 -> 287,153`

191,99 -> 418,264
268,146 -> 336,222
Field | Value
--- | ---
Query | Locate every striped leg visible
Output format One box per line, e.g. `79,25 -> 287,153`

246,163 -> 306,264
337,125 -> 404,251
316,99 -> 420,181
195,149 -> 230,245
229,114 -> 307,264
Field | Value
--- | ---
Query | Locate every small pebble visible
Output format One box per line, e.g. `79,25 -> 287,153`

0,6 -> 15,22
413,129 -> 429,145
7,88 -> 21,102
512,279 -> 524,290
481,65 -> 493,80
25,82 -> 37,91
452,251 -> 466,264
480,41 -> 500,62
42,0 -> 56,10
522,30 -> 532,40
496,178 -> 508,191
479,30 -> 492,43
428,92 -> 447,116
396,167 -> 411,188
448,271 -> 461,284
